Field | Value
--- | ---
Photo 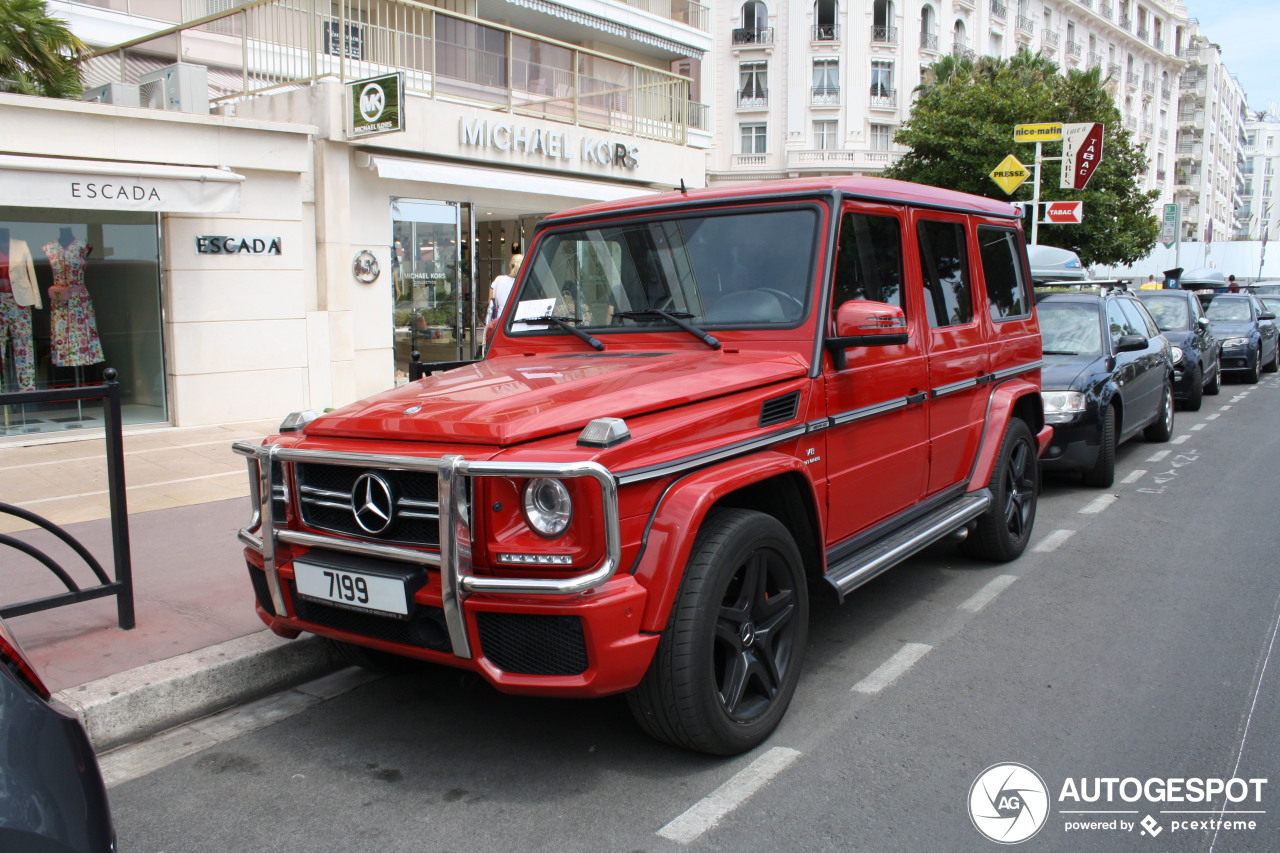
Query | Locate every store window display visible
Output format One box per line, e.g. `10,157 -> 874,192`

0,210 -> 165,436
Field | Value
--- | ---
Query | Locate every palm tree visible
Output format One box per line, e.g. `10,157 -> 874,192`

0,0 -> 87,98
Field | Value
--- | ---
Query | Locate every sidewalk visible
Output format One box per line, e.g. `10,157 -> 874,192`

1,419 -> 341,752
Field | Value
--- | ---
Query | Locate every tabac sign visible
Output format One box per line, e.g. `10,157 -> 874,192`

349,73 -> 404,138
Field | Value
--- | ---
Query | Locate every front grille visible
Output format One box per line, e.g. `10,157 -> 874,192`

288,582 -> 451,652
476,612 -> 588,675
294,462 -> 441,545
270,461 -> 287,526
247,564 -> 276,616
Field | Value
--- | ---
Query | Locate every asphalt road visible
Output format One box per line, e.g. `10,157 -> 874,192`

107,375 -> 1280,853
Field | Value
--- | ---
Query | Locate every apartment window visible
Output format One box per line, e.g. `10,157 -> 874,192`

989,33 -> 1003,56
740,123 -> 768,153
814,120 -> 839,149
813,59 -> 840,99
741,0 -> 767,29
814,0 -> 838,40
870,123 -> 894,150
739,61 -> 767,105
870,60 -> 894,97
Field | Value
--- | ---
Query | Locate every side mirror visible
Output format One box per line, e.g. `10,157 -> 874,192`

1115,333 -> 1148,353
834,300 -> 908,338
1260,311 -> 1276,321
1196,316 -> 1210,328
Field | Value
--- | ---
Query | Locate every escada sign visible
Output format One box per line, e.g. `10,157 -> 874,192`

196,235 -> 283,255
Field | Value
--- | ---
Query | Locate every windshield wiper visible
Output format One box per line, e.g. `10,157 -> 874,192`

1042,349 -> 1080,355
516,315 -> 604,350
613,310 -> 721,350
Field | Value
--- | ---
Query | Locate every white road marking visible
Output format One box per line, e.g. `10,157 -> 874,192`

852,642 -> 933,694
1172,434 -> 1191,444
1190,423 -> 1206,431
959,575 -> 1018,613
1032,528 -> 1076,553
1219,405 -> 1232,411
1120,469 -> 1147,484
98,668 -> 378,788
1147,450 -> 1171,462
1206,413 -> 1221,420
657,747 -> 802,844
1079,494 -> 1117,514
0,437 -> 247,472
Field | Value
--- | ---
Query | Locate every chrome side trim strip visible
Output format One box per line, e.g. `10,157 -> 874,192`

931,377 -> 980,399
990,360 -> 1044,382
829,397 -> 909,426
615,425 -> 808,485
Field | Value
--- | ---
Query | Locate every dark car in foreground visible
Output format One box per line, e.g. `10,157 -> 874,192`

0,616 -> 115,853
1198,292 -> 1278,383
1134,289 -> 1221,410
1036,287 -> 1174,487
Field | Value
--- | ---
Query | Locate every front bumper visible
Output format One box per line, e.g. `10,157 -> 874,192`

1037,415 -> 1100,472
233,442 -> 654,697
1218,344 -> 1256,373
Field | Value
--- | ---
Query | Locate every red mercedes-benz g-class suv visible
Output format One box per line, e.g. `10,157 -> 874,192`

235,177 -> 1049,755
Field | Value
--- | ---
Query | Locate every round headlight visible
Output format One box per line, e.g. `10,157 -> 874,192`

522,478 -> 573,538
1169,345 -> 1184,364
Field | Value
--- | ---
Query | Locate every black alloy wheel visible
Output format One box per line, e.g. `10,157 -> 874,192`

963,419 -> 1038,562
628,508 -> 808,755
1143,380 -> 1175,442
1246,345 -> 1261,383
1205,361 -> 1221,395
1183,365 -> 1203,411
1082,405 -> 1117,488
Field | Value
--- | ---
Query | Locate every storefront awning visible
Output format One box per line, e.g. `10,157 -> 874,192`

363,154 -> 655,204
0,154 -> 244,213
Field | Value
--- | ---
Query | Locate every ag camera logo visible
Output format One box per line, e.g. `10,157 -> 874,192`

969,763 -> 1050,844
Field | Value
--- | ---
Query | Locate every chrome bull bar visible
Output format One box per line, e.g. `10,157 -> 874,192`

231,441 -> 622,660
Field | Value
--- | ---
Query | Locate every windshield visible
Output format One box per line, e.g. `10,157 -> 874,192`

1205,297 -> 1252,323
1137,295 -> 1191,331
1039,301 -> 1103,356
507,207 -> 819,335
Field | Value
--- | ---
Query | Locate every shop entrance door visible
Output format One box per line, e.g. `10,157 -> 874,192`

391,199 -> 478,380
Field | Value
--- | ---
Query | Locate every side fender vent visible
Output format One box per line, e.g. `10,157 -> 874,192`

759,391 -> 800,427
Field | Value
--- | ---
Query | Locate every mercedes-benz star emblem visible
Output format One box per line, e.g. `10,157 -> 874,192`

351,472 -> 395,534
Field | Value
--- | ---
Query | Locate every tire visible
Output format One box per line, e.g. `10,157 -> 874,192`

962,419 -> 1038,562
1265,343 -> 1279,373
1246,347 -> 1261,384
325,638 -> 421,673
1183,366 -> 1203,412
1082,405 -> 1116,488
627,508 -> 809,756
1143,380 -> 1175,442
1205,362 -> 1221,395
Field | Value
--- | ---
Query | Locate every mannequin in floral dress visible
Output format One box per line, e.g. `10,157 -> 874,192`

43,229 -> 104,368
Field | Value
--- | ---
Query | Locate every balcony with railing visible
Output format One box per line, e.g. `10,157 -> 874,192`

990,1 -> 1007,21
1041,29 -> 1061,49
1016,15 -> 1035,35
1142,120 -> 1153,136
1067,41 -> 1082,58
1126,72 -> 1141,88
732,153 -> 769,167
1100,2 -> 1113,18
1154,36 -> 1164,52
1137,27 -> 1149,41
737,88 -> 767,109
1142,80 -> 1155,96
1108,63 -> 1121,79
812,24 -> 840,41
1078,0 -> 1094,9
609,0 -> 709,31
920,31 -> 940,51
1159,128 -> 1168,142
872,25 -> 899,44
869,87 -> 898,109
82,0 -> 698,145
952,44 -> 976,59
1161,85 -> 1171,101
1119,14 -> 1132,30
1088,51 -> 1103,67
732,27 -> 774,45
811,86 -> 841,106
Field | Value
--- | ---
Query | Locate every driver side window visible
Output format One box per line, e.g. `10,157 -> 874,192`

832,210 -> 903,325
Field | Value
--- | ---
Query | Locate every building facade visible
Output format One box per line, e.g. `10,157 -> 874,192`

0,0 -> 712,437
707,0 -> 1192,216
1236,114 -> 1280,242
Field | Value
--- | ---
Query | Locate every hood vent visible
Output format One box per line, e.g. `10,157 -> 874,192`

759,391 -> 800,427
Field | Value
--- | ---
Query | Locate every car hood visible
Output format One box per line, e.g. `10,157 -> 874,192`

1211,322 -> 1255,339
1157,329 -> 1193,348
304,350 -> 809,445
1041,355 -> 1096,391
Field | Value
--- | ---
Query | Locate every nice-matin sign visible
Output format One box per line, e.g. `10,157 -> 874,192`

349,73 -> 404,138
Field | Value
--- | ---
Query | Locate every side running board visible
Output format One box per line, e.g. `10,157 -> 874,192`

824,489 -> 992,602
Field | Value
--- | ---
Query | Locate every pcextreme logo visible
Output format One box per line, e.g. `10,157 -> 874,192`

968,763 -> 1269,844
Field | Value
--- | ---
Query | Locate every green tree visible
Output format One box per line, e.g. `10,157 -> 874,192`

885,49 -> 1159,267
0,0 -> 87,98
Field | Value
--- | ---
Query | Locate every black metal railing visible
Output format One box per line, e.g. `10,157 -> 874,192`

732,27 -> 774,44
0,370 -> 135,629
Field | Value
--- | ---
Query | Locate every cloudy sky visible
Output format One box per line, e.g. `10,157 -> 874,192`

1187,0 -> 1280,112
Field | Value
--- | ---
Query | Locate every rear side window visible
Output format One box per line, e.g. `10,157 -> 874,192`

917,220 -> 972,327
1106,300 -> 1133,346
1121,299 -> 1160,338
977,227 -> 1030,320
832,211 -> 904,322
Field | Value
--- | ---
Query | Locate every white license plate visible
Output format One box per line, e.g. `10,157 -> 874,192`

293,562 -> 409,616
